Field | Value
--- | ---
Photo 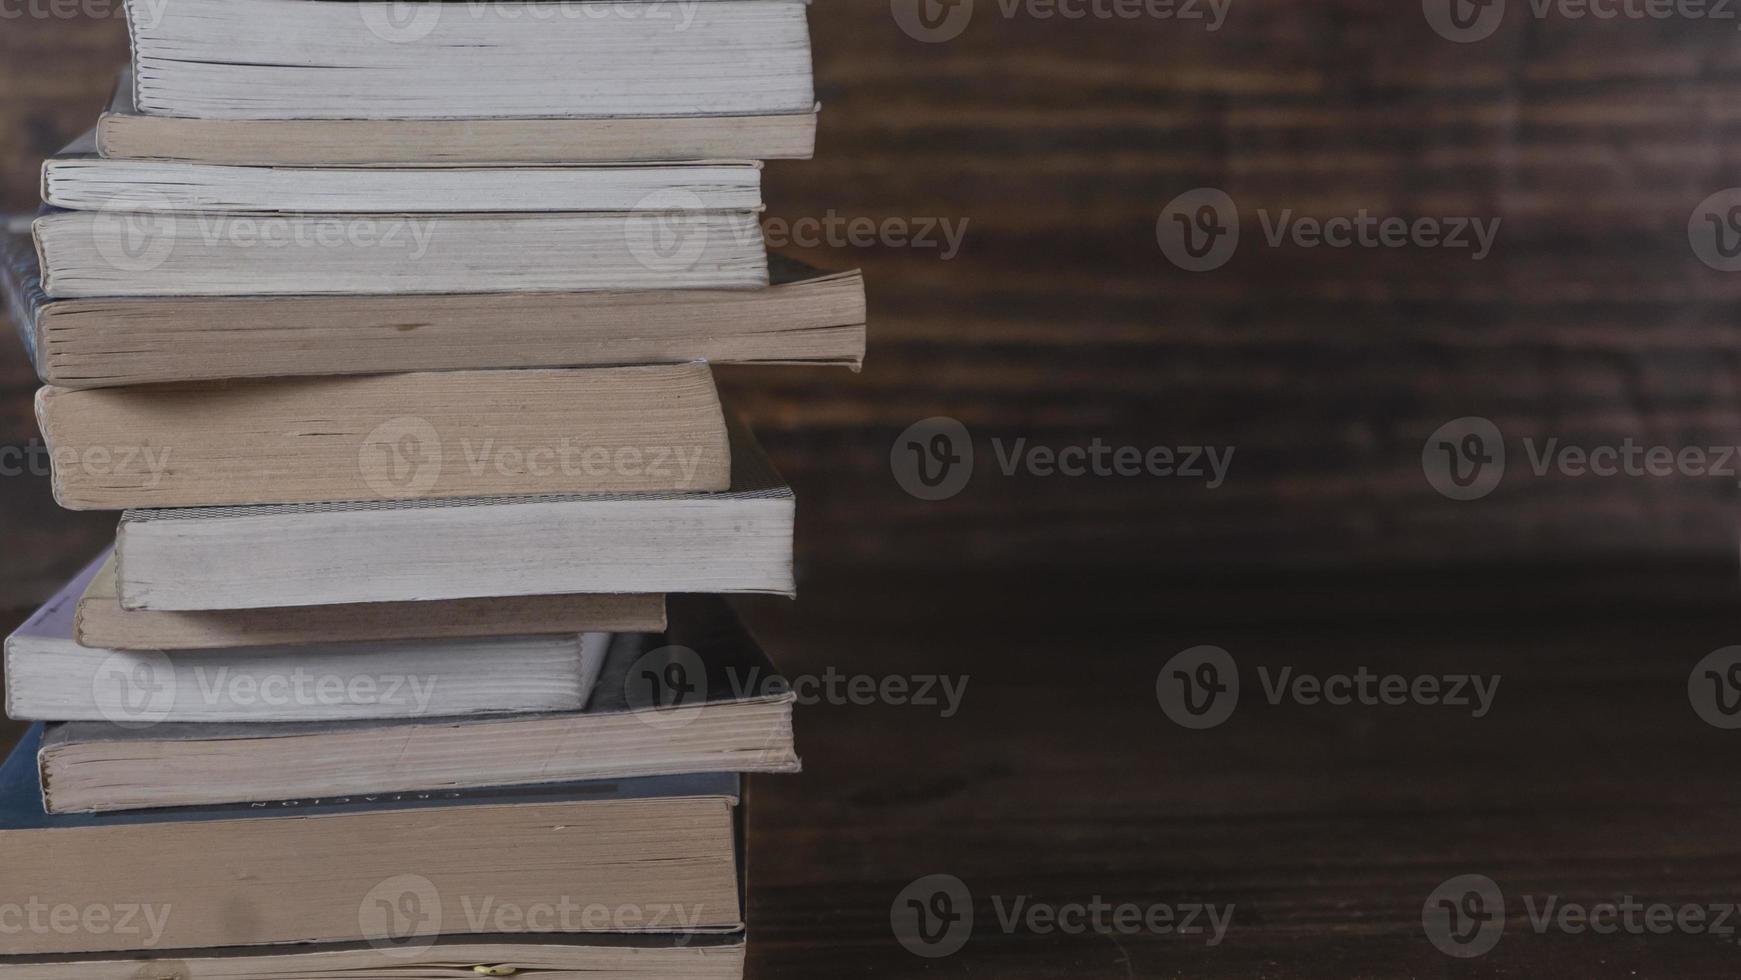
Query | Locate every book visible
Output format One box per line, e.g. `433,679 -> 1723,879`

1,724 -> 744,955
97,73 -> 817,165
113,421 -> 795,610
44,135 -> 765,214
5,557 -> 612,724
126,0 -> 814,121
37,598 -> 800,813
31,207 -> 769,297
75,550 -> 666,650
34,364 -> 731,509
0,934 -> 747,980
3,221 -> 42,373
2,230 -> 865,388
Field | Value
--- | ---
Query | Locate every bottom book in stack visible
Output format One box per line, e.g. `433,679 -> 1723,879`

0,559 -> 799,980
0,936 -> 748,980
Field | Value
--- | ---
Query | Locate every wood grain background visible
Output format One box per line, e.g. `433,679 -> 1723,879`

7,2 -> 1741,603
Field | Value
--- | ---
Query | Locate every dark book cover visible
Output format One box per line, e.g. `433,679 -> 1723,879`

2,722 -> 740,829
0,224 -> 44,381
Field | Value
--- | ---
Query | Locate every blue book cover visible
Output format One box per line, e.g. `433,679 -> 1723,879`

1,223 -> 45,382
1,722 -> 739,830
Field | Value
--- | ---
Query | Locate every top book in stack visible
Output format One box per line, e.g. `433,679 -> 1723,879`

32,0 -> 824,297
113,0 -> 819,163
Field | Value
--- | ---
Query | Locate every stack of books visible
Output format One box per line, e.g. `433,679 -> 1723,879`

0,0 -> 860,977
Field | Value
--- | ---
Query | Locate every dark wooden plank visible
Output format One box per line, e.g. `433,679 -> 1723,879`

729,570 -> 1741,977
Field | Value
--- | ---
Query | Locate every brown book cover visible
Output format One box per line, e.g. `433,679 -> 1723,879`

34,364 -> 731,509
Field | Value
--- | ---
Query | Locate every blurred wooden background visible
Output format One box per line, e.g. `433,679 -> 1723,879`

7,2 -> 1741,605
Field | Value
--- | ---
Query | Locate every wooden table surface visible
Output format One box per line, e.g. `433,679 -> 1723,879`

735,567 -> 1741,978
4,565 -> 1741,978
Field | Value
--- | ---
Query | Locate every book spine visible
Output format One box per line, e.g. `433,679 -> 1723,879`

0,229 -> 47,382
